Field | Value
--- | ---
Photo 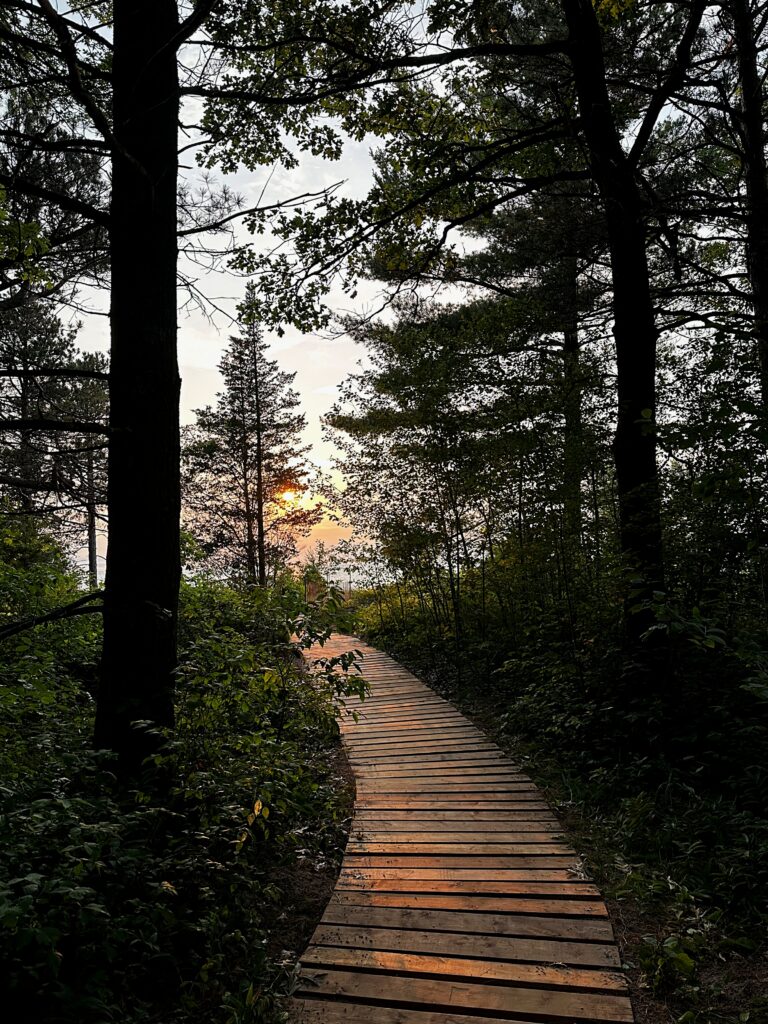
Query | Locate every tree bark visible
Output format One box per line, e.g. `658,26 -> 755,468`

86,448 -> 98,590
561,253 -> 583,542
94,0 -> 181,770
253,355 -> 267,587
563,0 -> 665,632
731,0 -> 768,423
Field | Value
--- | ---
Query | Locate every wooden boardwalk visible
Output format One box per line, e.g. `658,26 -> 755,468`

288,635 -> 633,1024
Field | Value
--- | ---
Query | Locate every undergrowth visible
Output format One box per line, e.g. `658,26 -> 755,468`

0,528 -> 362,1024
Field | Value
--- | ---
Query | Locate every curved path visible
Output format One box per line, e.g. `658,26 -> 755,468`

288,635 -> 633,1024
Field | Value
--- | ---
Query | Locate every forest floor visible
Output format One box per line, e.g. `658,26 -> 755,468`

267,746 -> 356,978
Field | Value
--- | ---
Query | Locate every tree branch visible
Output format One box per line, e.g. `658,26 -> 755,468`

36,0 -> 119,152
0,21 -> 110,76
177,185 -> 342,236
628,0 -> 707,167
0,367 -> 109,381
0,417 -> 110,434
0,591 -> 104,642
0,473 -> 61,491
0,171 -> 109,225
166,0 -> 219,53
10,0 -> 113,50
183,38 -> 566,108
0,127 -> 111,154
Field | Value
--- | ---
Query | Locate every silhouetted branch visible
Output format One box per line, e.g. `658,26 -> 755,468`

0,591 -> 104,642
0,368 -> 109,381
0,417 -> 110,434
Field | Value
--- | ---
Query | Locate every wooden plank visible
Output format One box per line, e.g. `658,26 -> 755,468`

352,750 -> 518,761
352,809 -> 552,820
350,751 -> 511,764
301,946 -> 626,991
353,790 -> 545,799
351,750 -> 503,761
350,712 -> 466,720
288,998 -> 550,1024
329,890 -> 607,916
356,786 -> 540,794
293,969 -> 633,1022
346,695 -> 446,706
309,924 -> 621,967
349,746 -> 509,759
348,731 -> 486,748
350,709 -> 464,721
320,902 -> 616,941
339,868 -> 581,881
351,821 -> 559,833
354,765 -> 523,777
336,879 -> 599,896
349,717 -> 475,730
357,765 -> 522,777
348,830 -> 564,843
341,856 -> 580,868
345,842 -> 571,855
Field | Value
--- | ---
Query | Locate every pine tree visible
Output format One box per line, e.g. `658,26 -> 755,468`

183,287 -> 321,585
0,300 -> 108,581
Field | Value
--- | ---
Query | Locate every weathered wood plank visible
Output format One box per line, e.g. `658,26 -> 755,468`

293,969 -> 633,1022
352,809 -> 553,820
340,855 -> 581,868
320,902 -> 616,940
344,843 -> 573,855
348,830 -> 565,842
329,890 -> 608,916
309,923 -> 621,966
350,821 -> 560,833
301,946 -> 626,991
287,999 -> 544,1024
338,867 -> 580,880
336,879 -> 599,897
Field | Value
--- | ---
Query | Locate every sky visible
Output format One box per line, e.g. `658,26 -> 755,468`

76,133 -> 380,571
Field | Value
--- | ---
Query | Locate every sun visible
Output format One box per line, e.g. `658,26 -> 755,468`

280,489 -> 298,503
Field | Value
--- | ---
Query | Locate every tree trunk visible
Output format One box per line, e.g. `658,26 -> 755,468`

254,381 -> 267,587
561,253 -> 583,542
18,365 -> 34,514
86,448 -> 98,590
238,385 -> 258,585
564,0 -> 665,634
242,471 -> 258,585
731,0 -> 768,424
95,0 -> 181,770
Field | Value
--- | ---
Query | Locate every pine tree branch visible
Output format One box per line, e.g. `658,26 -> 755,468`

0,171 -> 109,225
166,0 -> 219,53
0,591 -> 104,642
628,0 -> 707,168
7,0 -> 113,51
0,417 -> 110,434
0,473 -> 61,491
0,368 -> 109,381
0,128 -> 111,154
36,0 -> 119,153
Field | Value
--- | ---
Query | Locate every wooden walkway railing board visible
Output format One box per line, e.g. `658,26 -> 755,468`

288,635 -> 633,1024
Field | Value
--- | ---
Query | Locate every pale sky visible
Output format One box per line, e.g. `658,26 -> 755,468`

75,133 -> 380,568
